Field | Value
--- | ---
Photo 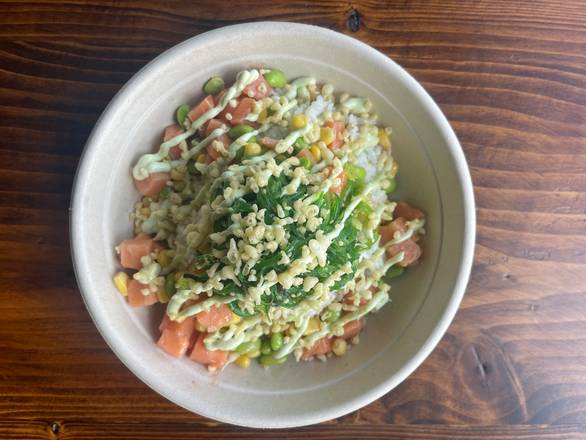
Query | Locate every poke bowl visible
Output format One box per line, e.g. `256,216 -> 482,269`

70,21 -> 475,428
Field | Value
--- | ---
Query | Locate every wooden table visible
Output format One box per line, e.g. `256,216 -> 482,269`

2,1 -> 586,438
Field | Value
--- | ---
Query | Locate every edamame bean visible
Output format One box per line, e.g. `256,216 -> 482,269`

270,332 -> 283,351
260,353 -> 288,366
263,69 -> 286,88
235,339 -> 261,355
228,124 -> 255,140
385,177 -> 397,193
176,104 -> 190,126
323,309 -> 341,323
203,76 -> 225,95
260,339 -> 272,355
386,265 -> 405,279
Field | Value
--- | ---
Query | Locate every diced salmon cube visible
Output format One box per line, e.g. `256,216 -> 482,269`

242,75 -> 272,100
188,95 -> 215,123
302,337 -> 332,359
195,304 -> 234,332
119,233 -> 154,270
259,136 -> 279,149
158,314 -> 170,332
189,333 -> 229,369
204,119 -> 231,160
341,320 -> 362,340
394,202 -> 425,221
343,294 -> 368,306
134,172 -> 170,197
214,90 -> 226,106
386,239 -> 422,267
127,279 -> 158,307
326,120 -> 345,149
217,95 -> 239,123
157,316 -> 196,358
205,118 -> 228,137
330,170 -> 348,195
379,218 -> 407,244
229,98 -> 256,126
164,124 -> 185,160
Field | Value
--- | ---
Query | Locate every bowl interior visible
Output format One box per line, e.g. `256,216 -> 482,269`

72,22 -> 474,428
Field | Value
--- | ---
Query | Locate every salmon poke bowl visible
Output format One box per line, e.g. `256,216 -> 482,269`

71,22 -> 475,428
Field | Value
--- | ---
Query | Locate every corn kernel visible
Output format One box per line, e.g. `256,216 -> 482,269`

391,161 -> 398,177
292,113 -> 308,129
310,145 -> 321,161
247,349 -> 261,358
244,142 -> 262,157
236,355 -> 251,368
332,338 -> 347,356
258,109 -> 268,123
231,314 -> 242,325
304,317 -> 320,335
157,250 -> 173,267
113,272 -> 129,296
378,127 -> 391,149
170,168 -> 183,180
196,153 -> 207,164
320,127 -> 335,145
157,287 -> 170,304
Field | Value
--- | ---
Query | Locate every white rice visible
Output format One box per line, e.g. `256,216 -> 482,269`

360,244 -> 385,272
347,114 -> 364,141
306,95 -> 333,121
355,144 -> 381,182
369,188 -> 387,205
354,144 -> 386,205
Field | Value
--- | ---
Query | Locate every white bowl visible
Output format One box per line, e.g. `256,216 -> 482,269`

71,22 -> 475,428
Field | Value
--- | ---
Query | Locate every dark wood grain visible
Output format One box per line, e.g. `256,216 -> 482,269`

1,0 -> 586,438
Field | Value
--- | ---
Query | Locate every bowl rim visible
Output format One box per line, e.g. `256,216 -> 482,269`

70,21 -> 476,428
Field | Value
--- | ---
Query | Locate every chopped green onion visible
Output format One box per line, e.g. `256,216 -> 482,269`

294,136 -> 309,153
299,157 -> 312,170
344,163 -> 366,182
